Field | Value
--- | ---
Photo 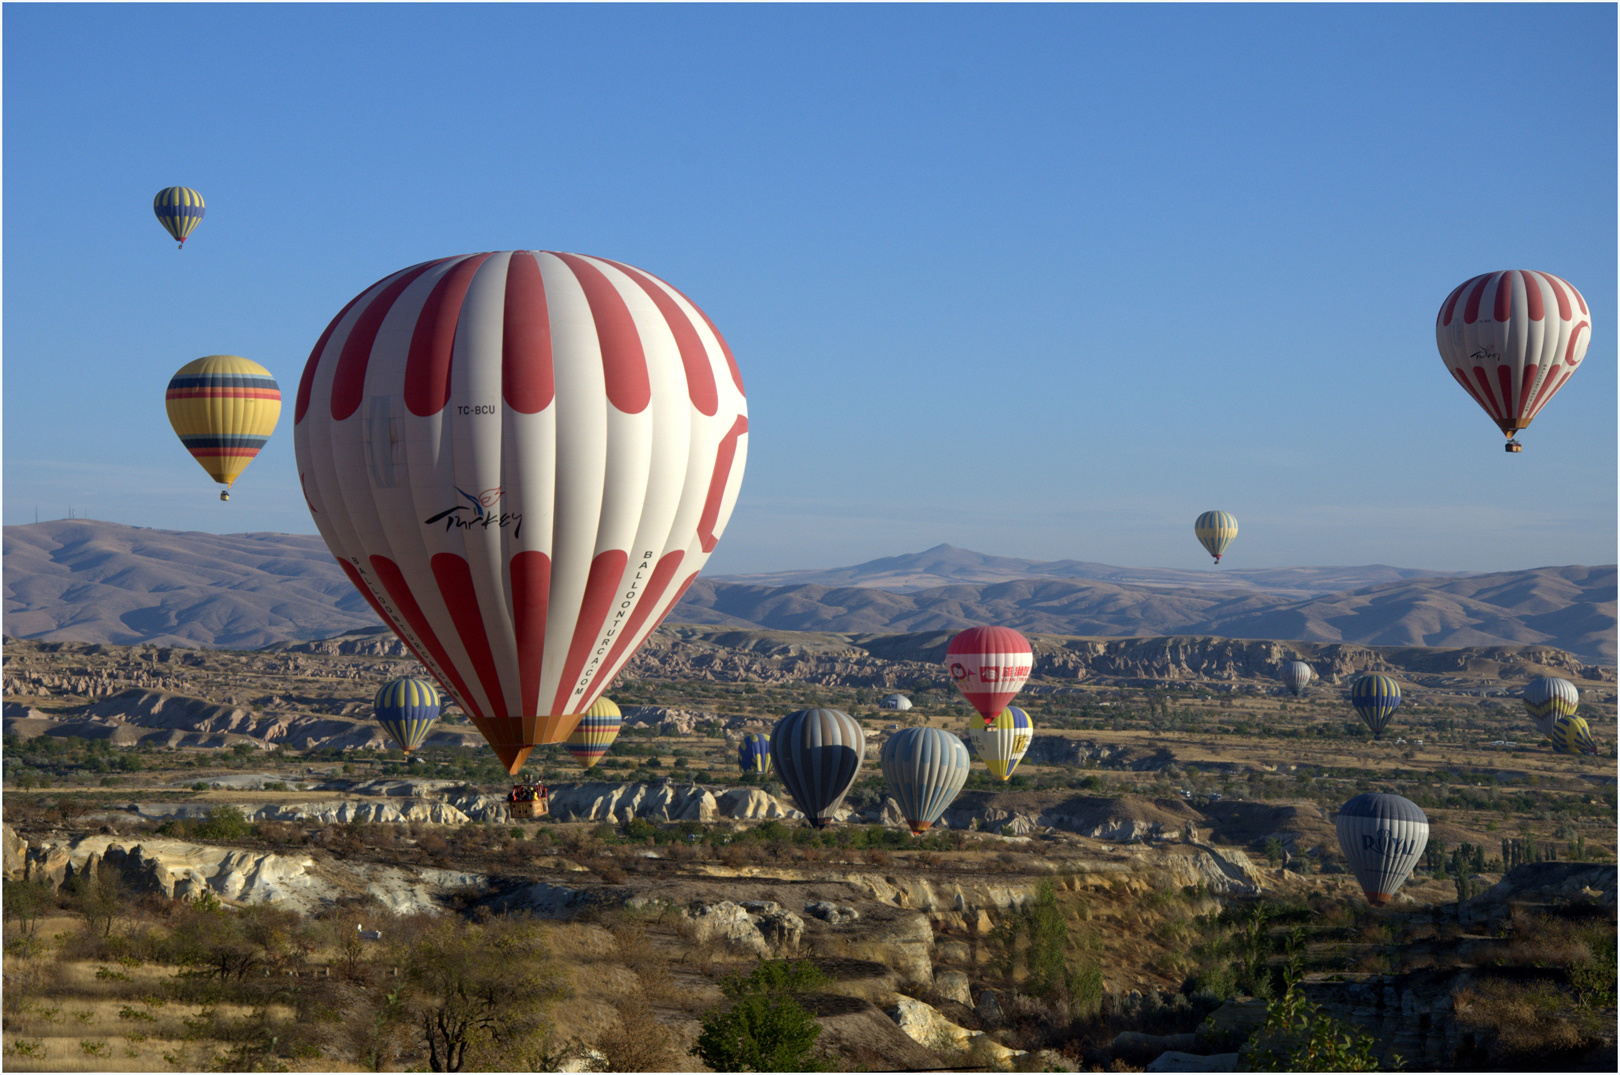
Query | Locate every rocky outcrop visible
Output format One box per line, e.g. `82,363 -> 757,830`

715,787 -> 803,819
1021,736 -> 1178,771
2,823 -> 26,881
685,899 -> 771,957
1457,861 -> 1617,929
830,908 -> 935,987
544,781 -> 720,823
806,900 -> 860,925
889,994 -> 1025,1067
742,901 -> 806,950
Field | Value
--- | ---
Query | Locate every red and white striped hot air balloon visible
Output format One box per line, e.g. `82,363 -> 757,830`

1435,270 -> 1591,452
945,626 -> 1033,725
293,251 -> 748,774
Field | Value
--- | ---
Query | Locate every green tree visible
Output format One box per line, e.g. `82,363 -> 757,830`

403,916 -> 566,1072
1245,959 -> 1385,1072
692,960 -> 829,1072
2,877 -> 54,937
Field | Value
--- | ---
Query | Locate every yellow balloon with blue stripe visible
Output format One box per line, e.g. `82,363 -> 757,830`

565,697 -> 622,769
153,186 -> 205,248
1549,714 -> 1596,756
969,706 -> 1034,781
1194,511 -> 1238,563
165,356 -> 281,501
373,677 -> 442,753
1349,674 -> 1402,739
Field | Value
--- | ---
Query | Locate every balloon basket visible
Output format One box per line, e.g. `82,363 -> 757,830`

509,798 -> 547,820
1505,440 -> 1522,453
219,491 -> 230,501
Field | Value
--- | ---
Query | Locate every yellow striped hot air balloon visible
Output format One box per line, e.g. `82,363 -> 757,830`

165,356 -> 281,501
565,696 -> 623,770
153,187 -> 205,248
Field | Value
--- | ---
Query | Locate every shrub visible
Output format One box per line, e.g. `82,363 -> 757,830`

693,961 -> 830,1072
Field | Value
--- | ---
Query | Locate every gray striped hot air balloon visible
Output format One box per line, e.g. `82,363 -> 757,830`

1522,677 -> 1579,738
880,727 -> 971,835
770,708 -> 865,829
1335,793 -> 1428,907
1280,661 -> 1315,697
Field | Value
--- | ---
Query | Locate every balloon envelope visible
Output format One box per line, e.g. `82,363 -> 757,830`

294,252 -> 748,774
1335,793 -> 1428,906
373,676 -> 442,753
1350,674 -> 1402,738
166,356 -> 281,496
881,727 -> 970,834
1194,511 -> 1237,563
153,186 -> 205,247
770,708 -> 864,828
968,706 -> 1034,781
738,731 -> 772,775
565,697 -> 622,770
1549,714 -> 1596,756
1436,271 -> 1591,442
1280,661 -> 1315,697
880,694 -> 913,711
946,626 -> 1032,724
1523,677 -> 1579,738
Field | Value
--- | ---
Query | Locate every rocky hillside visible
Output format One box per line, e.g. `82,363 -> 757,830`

6,520 -> 1613,662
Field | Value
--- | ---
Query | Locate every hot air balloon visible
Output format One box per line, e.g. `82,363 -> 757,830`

738,731 -> 772,776
968,706 -> 1034,781
373,676 -> 442,753
770,708 -> 864,828
1350,674 -> 1401,739
881,727 -> 970,835
1436,271 -> 1592,452
946,626 -> 1032,725
1335,793 -> 1428,907
1280,661 -> 1315,697
1194,511 -> 1238,563
1549,714 -> 1597,756
294,252 -> 748,774
881,694 -> 913,711
1523,677 -> 1579,738
565,696 -> 622,770
166,356 -> 282,501
153,187 -> 205,248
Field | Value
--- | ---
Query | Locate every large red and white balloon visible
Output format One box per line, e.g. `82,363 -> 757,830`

294,251 -> 748,773
1435,270 -> 1590,445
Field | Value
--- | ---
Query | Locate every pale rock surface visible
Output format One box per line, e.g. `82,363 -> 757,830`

685,899 -> 771,957
1146,1051 -> 1239,1072
2,823 -> 26,881
934,970 -> 973,1007
889,995 -> 1026,1068
715,787 -> 803,819
805,899 -> 860,925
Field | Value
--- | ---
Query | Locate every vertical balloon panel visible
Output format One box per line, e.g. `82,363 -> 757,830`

296,251 -> 747,774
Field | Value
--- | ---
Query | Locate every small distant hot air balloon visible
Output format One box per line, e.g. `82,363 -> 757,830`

1436,270 -> 1592,452
165,356 -> 281,501
153,187 -> 205,248
1523,677 -> 1579,738
1194,512 -> 1238,563
738,731 -> 772,776
881,727 -> 970,835
1335,793 -> 1428,907
946,626 -> 1033,725
1549,714 -> 1597,756
881,694 -> 913,711
770,708 -> 864,828
1280,661 -> 1315,697
565,697 -> 622,770
373,677 -> 442,753
294,251 -> 748,774
1350,674 -> 1402,739
968,706 -> 1034,781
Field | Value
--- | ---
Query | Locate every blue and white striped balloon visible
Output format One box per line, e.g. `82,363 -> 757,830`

1335,793 -> 1428,907
881,727 -> 971,834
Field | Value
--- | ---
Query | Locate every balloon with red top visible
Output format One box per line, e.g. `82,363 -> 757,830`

945,625 -> 1033,725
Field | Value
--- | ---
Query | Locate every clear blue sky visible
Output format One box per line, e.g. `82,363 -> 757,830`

5,4 -> 1615,575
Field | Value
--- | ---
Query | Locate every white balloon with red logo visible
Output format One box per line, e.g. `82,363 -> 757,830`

294,251 -> 748,773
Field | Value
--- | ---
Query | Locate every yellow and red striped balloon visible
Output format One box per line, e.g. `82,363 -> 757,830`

565,696 -> 623,770
165,356 -> 281,500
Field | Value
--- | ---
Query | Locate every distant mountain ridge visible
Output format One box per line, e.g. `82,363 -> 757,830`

3,520 -> 1614,662
711,543 -> 1470,599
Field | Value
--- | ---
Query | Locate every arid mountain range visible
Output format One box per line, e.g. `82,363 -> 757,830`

4,519 -> 1614,662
